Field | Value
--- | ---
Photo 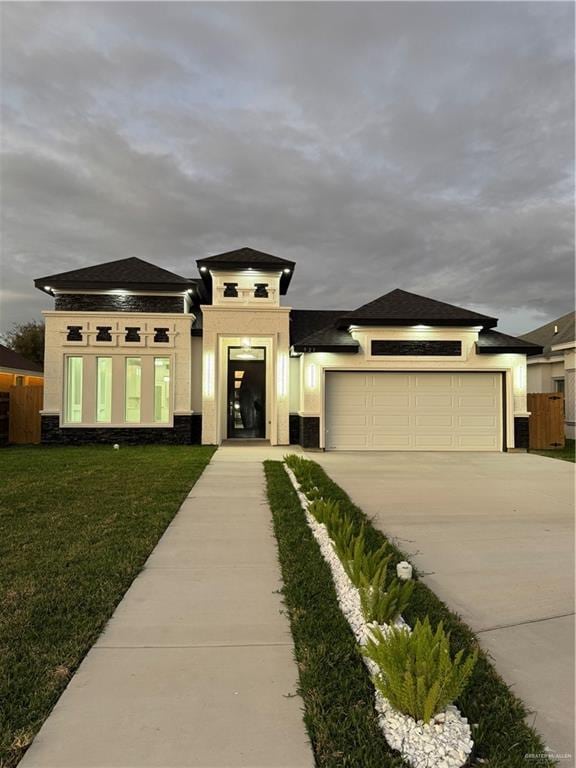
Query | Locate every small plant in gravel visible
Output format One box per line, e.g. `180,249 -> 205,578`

359,571 -> 415,625
340,532 -> 391,589
363,618 -> 478,724
307,498 -> 342,528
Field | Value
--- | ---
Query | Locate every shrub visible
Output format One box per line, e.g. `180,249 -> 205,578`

363,618 -> 477,724
359,572 -> 415,625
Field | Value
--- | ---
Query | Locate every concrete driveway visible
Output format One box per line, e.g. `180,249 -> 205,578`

309,451 -> 575,763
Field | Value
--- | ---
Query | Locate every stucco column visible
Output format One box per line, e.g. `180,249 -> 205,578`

201,330 -> 218,444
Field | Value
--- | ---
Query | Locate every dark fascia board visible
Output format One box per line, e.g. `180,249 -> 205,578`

196,259 -> 296,295
292,342 -> 359,354
337,317 -> 498,330
476,342 -> 543,356
34,278 -> 198,295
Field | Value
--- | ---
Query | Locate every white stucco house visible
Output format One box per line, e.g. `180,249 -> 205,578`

521,311 -> 575,439
36,247 -> 542,451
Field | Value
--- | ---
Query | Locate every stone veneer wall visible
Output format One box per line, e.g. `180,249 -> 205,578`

41,414 -> 202,445
299,416 -> 320,449
513,416 -> 529,450
55,294 -> 185,314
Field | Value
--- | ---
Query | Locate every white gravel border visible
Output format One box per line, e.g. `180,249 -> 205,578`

283,464 -> 474,768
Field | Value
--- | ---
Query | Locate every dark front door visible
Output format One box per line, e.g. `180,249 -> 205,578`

227,347 -> 266,439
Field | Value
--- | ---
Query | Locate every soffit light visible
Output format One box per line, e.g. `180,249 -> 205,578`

200,266 -> 207,272
283,268 -> 291,274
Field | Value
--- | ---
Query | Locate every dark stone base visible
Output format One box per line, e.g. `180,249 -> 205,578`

289,414 -> 300,445
514,416 -> 529,450
41,415 -> 202,445
300,416 -> 320,449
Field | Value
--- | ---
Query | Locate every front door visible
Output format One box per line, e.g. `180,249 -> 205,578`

227,347 -> 266,439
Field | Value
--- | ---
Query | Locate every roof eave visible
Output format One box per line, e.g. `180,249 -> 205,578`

34,279 -> 196,295
337,317 -> 498,330
292,343 -> 359,354
196,259 -> 295,294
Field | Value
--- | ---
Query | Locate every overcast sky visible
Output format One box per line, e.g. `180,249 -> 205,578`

1,1 -> 573,335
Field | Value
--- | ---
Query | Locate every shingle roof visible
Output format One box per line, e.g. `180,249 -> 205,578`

293,326 -> 359,354
196,247 -> 295,294
290,310 -> 349,346
520,311 -> 575,356
339,289 -> 497,328
198,247 -> 295,268
35,257 -> 195,294
476,330 -> 542,356
0,344 -> 43,373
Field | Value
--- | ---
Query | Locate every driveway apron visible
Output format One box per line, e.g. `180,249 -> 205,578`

20,445 -> 313,768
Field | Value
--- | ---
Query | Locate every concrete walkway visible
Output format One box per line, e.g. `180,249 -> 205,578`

21,445 -> 313,768
309,451 -> 575,765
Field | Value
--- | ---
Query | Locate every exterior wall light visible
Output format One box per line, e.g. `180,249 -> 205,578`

306,363 -> 318,389
203,351 -> 215,399
277,352 -> 288,398
514,364 -> 527,395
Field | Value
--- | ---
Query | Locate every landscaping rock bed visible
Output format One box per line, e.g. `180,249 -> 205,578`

284,463 -> 473,768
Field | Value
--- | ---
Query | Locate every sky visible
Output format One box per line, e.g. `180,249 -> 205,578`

1,1 -> 574,335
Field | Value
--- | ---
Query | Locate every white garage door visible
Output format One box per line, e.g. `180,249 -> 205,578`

325,372 -> 502,451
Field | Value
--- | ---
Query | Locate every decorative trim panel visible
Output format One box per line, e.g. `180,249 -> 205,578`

371,340 -> 462,356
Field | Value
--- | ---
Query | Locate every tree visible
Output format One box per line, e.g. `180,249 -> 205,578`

2,320 -> 45,366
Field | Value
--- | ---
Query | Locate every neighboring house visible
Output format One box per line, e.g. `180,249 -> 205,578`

35,247 -> 542,451
0,344 -> 44,391
521,311 -> 575,439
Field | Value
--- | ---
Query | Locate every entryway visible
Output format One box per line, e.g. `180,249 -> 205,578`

227,346 -> 266,439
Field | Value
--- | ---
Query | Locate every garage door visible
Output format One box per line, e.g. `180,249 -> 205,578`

325,372 -> 502,451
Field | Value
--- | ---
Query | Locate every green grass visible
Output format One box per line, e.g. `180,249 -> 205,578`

266,458 -> 554,768
264,461 -> 405,768
0,444 -> 215,768
532,438 -> 575,463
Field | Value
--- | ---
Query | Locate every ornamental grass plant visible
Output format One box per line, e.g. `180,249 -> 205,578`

363,618 -> 477,724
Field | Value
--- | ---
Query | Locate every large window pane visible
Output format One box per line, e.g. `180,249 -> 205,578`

96,358 -> 112,422
125,357 -> 141,422
66,357 -> 83,423
154,358 -> 170,423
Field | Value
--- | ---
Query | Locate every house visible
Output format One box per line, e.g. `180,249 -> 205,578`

521,311 -> 575,439
35,247 -> 542,451
0,344 -> 44,391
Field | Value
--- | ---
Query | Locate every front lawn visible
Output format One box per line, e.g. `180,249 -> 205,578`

0,444 -> 215,768
532,438 -> 575,462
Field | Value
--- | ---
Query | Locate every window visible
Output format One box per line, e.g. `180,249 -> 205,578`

96,358 -> 112,422
554,379 -> 565,394
125,358 -> 141,422
154,358 -> 170,423
66,357 -> 83,423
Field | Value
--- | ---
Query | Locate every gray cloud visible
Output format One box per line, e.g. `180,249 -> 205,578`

0,1 -> 573,335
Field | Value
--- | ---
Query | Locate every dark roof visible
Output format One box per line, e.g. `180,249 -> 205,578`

338,289 -> 497,329
293,325 -> 359,354
290,310 -> 349,346
0,344 -> 43,373
476,330 -> 543,356
520,311 -> 575,356
196,247 -> 295,294
289,309 -> 357,353
35,257 -> 196,294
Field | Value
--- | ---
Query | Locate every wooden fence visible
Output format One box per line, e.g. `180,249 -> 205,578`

0,392 -> 9,446
7,385 -> 44,444
527,393 -> 565,450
